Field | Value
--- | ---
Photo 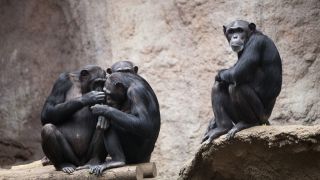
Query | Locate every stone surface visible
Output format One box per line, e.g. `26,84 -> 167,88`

179,125 -> 320,180
0,0 -> 319,179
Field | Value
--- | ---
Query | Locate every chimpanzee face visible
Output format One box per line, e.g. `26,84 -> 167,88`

223,20 -> 256,53
79,65 -> 106,93
90,78 -> 106,92
226,27 -> 247,52
103,78 -> 126,108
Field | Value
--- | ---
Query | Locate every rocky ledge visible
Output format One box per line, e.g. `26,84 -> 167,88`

0,161 -> 156,180
179,125 -> 320,180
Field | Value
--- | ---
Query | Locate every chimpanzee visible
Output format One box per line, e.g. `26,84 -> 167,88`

88,72 -> 161,175
106,61 -> 138,74
41,65 -> 109,174
202,20 -> 282,143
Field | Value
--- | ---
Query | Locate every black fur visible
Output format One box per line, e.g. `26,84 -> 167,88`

89,72 -> 160,175
41,65 -> 107,173
203,20 -> 282,142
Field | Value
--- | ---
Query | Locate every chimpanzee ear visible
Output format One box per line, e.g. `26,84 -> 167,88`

223,25 -> 227,34
133,66 -> 138,74
106,68 -> 112,74
249,23 -> 256,31
80,70 -> 90,81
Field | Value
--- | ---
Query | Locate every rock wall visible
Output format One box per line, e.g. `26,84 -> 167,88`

0,0 -> 111,165
0,0 -> 319,179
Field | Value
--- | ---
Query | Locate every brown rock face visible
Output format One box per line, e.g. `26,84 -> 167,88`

0,0 -> 319,179
179,125 -> 320,180
0,0 -> 111,166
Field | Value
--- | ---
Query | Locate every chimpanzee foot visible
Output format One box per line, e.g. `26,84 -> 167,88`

202,128 -> 231,144
226,128 -> 238,140
201,130 -> 217,144
76,164 -> 91,170
76,158 -> 101,170
59,163 -> 76,174
201,118 -> 217,144
226,122 -> 256,140
90,160 -> 125,176
41,156 -> 52,166
201,134 -> 210,144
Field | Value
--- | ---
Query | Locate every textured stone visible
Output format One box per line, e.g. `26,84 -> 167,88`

179,125 -> 320,180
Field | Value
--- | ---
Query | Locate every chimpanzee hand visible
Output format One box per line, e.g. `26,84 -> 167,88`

216,69 -> 232,84
96,116 -> 110,130
215,69 -> 227,82
90,104 -> 113,116
81,91 -> 105,106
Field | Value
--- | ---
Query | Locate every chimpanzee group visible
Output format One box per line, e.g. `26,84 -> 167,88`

41,20 -> 282,175
41,61 -> 160,175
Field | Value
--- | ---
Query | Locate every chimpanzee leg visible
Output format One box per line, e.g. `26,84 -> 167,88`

229,84 -> 267,124
90,128 -> 125,176
226,84 -> 267,139
41,156 -> 52,166
207,117 -> 217,130
203,81 -> 236,142
76,129 -> 106,170
87,129 -> 106,163
202,117 -> 217,143
41,124 -> 80,174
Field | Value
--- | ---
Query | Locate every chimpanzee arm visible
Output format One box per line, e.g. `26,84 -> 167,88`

41,73 -> 84,125
104,107 -> 151,137
92,87 -> 153,137
42,73 -> 105,125
220,35 -> 264,85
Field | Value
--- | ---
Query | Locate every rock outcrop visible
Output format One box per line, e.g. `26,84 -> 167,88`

179,125 -> 320,180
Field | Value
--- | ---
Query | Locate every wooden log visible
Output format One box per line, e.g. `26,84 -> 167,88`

102,166 -> 144,180
137,162 -> 157,178
0,161 -> 157,179
0,161 -> 145,180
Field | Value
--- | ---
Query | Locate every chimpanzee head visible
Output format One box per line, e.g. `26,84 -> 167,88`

79,65 -> 106,93
103,73 -> 128,108
223,20 -> 256,53
106,61 -> 138,74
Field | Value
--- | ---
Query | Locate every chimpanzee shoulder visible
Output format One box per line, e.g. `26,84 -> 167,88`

41,72 -> 72,124
51,73 -> 73,96
246,32 -> 267,47
128,75 -> 159,106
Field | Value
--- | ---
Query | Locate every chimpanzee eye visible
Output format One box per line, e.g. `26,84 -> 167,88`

237,28 -> 244,33
228,29 -> 234,34
118,69 -> 130,73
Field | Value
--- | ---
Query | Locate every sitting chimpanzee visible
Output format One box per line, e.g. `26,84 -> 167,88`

202,20 -> 282,143
88,71 -> 161,175
106,60 -> 138,74
41,65 -> 109,174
